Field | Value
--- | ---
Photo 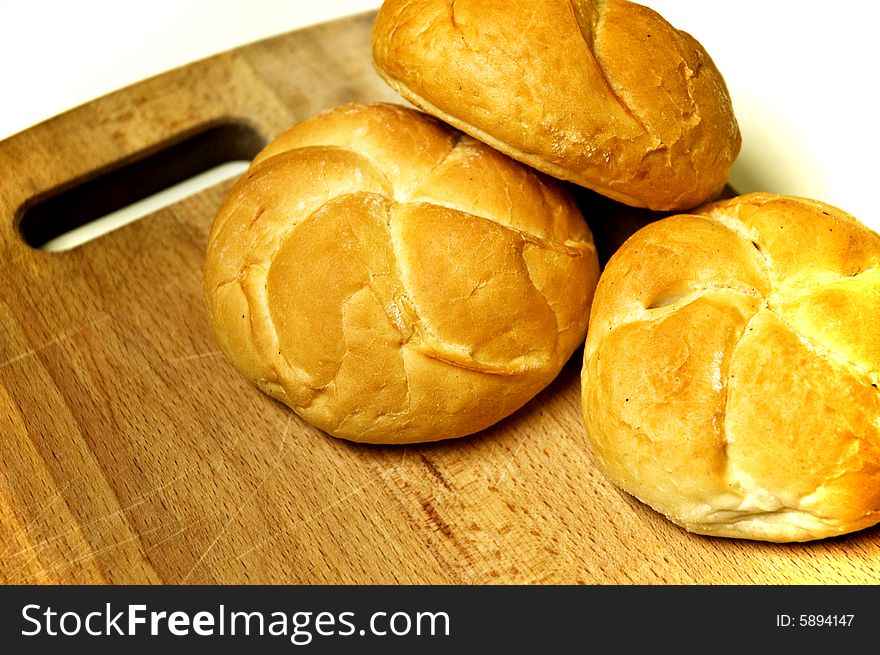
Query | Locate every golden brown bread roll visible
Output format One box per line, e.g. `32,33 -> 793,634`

371,0 -> 741,212
581,192 -> 880,542
203,102 -> 599,444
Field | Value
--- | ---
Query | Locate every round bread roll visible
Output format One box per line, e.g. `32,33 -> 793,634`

371,0 -> 741,212
581,192 -> 880,542
204,102 -> 599,444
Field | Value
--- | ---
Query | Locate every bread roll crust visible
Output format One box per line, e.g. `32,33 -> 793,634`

204,103 -> 599,444
372,0 -> 741,211
581,192 -> 880,541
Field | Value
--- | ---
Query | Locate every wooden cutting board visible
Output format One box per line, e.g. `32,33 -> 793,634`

1,11 -> 877,585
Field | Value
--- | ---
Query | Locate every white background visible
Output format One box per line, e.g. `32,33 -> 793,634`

1,0 -> 878,231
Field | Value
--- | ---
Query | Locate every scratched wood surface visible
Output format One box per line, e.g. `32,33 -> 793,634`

1,11 -> 878,585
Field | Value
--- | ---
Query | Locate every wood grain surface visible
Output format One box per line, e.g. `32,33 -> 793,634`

1,11 -> 878,585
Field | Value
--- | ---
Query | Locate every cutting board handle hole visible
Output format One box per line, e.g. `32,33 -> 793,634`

17,121 -> 266,252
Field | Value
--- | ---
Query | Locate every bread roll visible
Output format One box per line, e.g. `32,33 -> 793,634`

371,0 -> 741,212
204,102 -> 599,444
581,192 -> 880,541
